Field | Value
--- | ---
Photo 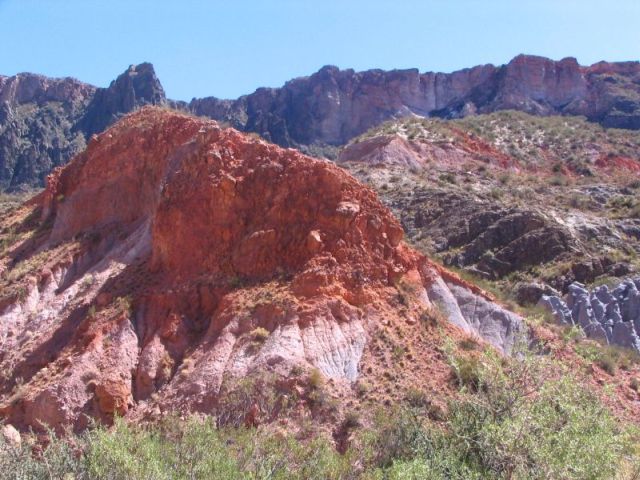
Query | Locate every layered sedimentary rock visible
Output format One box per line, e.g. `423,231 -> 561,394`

338,112 -> 640,299
0,108 -> 524,432
539,278 -> 640,351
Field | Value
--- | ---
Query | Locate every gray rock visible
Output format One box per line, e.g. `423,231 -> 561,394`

539,295 -> 572,325
584,322 -> 609,343
538,276 -> 640,352
425,277 -> 526,354
612,322 -> 640,351
447,283 -> 526,354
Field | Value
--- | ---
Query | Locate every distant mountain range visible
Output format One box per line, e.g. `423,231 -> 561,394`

1,54 -> 639,189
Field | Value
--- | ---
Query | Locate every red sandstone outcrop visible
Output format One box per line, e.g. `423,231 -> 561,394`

0,108 -> 524,433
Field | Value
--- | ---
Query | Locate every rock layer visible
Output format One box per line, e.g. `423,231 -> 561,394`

0,108 -> 525,432
338,112 -> 640,299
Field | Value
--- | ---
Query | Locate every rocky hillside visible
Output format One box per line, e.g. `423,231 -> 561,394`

339,111 -> 640,308
1,108 -> 640,479
0,63 -> 166,189
2,55 -> 640,189
0,107 -> 527,433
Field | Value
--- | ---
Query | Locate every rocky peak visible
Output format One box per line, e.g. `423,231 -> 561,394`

78,62 -> 167,136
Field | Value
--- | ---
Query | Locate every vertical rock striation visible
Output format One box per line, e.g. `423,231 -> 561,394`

540,278 -> 640,351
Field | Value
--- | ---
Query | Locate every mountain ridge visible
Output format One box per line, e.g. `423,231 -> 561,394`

2,54 -> 640,188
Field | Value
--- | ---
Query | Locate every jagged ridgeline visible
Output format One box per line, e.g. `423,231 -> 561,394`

2,54 -> 640,189
0,63 -> 168,189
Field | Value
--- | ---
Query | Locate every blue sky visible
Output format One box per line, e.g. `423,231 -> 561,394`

1,0 -> 639,101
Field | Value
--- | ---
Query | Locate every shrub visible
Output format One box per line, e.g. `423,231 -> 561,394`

458,336 -> 480,351
249,327 -> 270,343
449,353 -> 483,391
549,174 -> 568,186
575,341 -> 640,375
598,350 -> 619,375
0,428 -> 84,479
341,411 -> 361,431
365,407 -> 431,468
115,295 -> 132,314
308,368 -> 324,391
350,380 -> 368,400
419,304 -> 447,327
1,353 -> 637,480
438,172 -> 457,184
228,276 -> 244,288
215,373 -> 281,428
440,351 -> 631,479
404,388 -> 429,409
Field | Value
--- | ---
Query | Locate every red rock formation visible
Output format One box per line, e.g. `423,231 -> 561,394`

0,107 -> 523,433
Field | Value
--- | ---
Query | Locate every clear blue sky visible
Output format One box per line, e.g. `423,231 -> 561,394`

1,0 -> 639,101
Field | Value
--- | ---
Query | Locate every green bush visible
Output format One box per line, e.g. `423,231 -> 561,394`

0,428 -> 83,479
1,351 -> 637,479
362,349 -> 636,479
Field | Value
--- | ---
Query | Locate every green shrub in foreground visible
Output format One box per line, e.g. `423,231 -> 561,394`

1,350 -> 639,479
363,350 -> 639,479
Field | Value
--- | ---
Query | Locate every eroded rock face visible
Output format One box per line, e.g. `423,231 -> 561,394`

0,75 -> 93,189
0,108 -> 525,433
339,111 -> 640,299
369,187 -> 577,281
191,55 -> 640,149
539,278 -> 640,352
79,63 -> 167,136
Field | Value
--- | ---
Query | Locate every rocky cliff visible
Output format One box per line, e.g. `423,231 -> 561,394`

2,55 -> 640,188
0,108 -> 525,433
191,55 -> 640,149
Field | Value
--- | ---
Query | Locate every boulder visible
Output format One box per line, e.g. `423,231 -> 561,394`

1,424 -> 20,447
